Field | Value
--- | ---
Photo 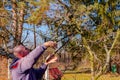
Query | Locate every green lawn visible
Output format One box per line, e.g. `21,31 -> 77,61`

62,73 -> 120,80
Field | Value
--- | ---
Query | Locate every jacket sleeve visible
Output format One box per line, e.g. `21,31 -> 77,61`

18,45 -> 47,73
35,63 -> 47,79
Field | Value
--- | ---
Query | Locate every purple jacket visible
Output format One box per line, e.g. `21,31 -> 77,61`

10,45 -> 47,80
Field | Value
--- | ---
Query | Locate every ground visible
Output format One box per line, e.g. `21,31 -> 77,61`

62,73 -> 120,80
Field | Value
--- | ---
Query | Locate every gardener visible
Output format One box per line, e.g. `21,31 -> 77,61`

10,41 -> 57,80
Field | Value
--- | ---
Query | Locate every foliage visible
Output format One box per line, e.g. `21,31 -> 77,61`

0,2 -> 10,46
27,0 -> 51,24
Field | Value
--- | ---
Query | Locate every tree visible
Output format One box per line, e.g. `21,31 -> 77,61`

33,0 -> 120,80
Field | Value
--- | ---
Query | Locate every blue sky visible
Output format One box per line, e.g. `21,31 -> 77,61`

22,23 -> 50,46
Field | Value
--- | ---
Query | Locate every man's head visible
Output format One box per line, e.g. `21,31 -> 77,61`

13,45 -> 30,58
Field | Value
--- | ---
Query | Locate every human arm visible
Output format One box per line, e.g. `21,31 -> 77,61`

18,41 -> 57,73
35,55 -> 57,79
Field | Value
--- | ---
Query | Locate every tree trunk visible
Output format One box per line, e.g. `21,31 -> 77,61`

95,29 -> 120,80
11,0 -> 18,46
12,0 -> 25,46
33,25 -> 36,49
83,37 -> 95,80
18,9 -> 25,45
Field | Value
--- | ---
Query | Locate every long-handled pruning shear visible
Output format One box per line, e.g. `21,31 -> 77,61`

46,39 -> 70,62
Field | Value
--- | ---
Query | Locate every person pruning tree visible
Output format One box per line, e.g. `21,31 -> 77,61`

10,41 -> 57,80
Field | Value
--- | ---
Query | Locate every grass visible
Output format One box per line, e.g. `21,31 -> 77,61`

62,73 -> 120,80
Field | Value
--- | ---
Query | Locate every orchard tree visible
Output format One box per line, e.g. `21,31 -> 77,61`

30,0 -> 120,80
